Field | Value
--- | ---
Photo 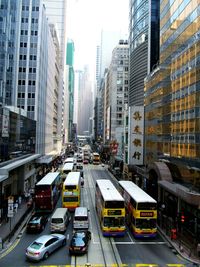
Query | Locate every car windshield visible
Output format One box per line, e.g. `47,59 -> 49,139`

29,217 -> 40,223
30,242 -> 43,250
72,236 -> 85,246
52,218 -> 63,224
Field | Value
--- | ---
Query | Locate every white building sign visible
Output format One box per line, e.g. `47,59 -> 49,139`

2,108 -> 9,137
128,106 -> 144,165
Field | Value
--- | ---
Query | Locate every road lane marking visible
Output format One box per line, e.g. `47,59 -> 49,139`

0,238 -> 20,259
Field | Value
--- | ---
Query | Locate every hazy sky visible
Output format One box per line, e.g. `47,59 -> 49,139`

67,0 -> 129,72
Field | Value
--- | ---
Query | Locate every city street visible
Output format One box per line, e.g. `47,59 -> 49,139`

0,165 -> 192,266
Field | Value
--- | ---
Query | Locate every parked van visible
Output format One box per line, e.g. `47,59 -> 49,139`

73,207 -> 89,230
50,208 -> 70,233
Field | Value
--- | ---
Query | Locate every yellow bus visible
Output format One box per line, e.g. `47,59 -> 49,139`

92,152 -> 100,165
118,180 -> 157,238
95,179 -> 126,237
62,172 -> 81,211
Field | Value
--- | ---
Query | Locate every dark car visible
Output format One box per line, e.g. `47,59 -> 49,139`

81,176 -> 84,186
69,230 -> 91,255
27,214 -> 48,233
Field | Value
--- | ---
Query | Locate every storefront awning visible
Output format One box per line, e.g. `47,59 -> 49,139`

36,155 -> 54,164
158,180 -> 200,206
0,174 -> 8,183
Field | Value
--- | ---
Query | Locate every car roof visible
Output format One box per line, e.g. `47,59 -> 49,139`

34,235 -> 55,243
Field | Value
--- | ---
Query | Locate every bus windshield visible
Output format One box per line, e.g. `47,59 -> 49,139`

137,202 -> 157,210
105,201 -> 124,209
136,218 -> 157,229
104,217 -> 125,227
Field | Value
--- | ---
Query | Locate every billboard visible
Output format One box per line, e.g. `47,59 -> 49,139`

128,106 -> 144,165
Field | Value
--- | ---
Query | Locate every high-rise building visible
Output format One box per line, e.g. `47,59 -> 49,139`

103,40 -> 129,157
125,0 -> 160,179
77,66 -> 93,136
129,0 -> 160,106
0,0 -> 59,154
95,30 -> 126,142
66,39 -> 75,142
42,0 -> 68,145
144,0 -> 200,240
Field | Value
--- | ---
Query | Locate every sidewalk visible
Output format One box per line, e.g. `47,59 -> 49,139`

0,200 -> 33,252
158,226 -> 200,265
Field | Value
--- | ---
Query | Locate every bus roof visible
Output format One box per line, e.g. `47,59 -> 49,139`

118,180 -> 157,203
63,162 -> 74,171
64,157 -> 74,163
63,171 -> 80,186
96,179 -> 124,202
36,172 -> 60,186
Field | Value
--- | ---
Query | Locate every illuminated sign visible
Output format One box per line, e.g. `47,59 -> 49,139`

140,211 -> 154,217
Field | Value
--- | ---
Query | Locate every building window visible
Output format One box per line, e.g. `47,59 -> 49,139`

28,106 -> 35,111
28,93 -> 35,98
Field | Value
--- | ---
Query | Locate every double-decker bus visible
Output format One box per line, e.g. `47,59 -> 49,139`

35,172 -> 61,212
92,152 -> 100,165
60,162 -> 74,182
62,171 -> 81,211
64,157 -> 75,164
95,179 -> 125,237
118,180 -> 157,238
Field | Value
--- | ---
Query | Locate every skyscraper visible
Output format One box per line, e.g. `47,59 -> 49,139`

144,0 -> 200,240
42,0 -> 68,144
0,0 -> 59,154
129,0 -> 160,106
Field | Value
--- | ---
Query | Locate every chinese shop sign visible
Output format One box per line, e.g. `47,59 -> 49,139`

128,106 -> 144,165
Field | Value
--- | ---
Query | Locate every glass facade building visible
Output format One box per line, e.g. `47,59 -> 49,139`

129,0 -> 160,106
145,0 -> 200,173
144,0 -> 200,240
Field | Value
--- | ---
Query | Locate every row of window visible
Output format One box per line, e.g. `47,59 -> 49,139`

18,80 -> 36,86
19,54 -> 37,60
19,67 -> 36,73
20,42 -> 37,48
17,105 -> 35,112
21,30 -> 38,36
22,6 -> 39,12
18,93 -> 35,99
21,18 -> 39,24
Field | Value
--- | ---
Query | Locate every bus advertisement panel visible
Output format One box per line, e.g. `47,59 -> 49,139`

118,180 -> 157,238
35,172 -> 61,212
95,179 -> 125,237
62,172 -> 81,211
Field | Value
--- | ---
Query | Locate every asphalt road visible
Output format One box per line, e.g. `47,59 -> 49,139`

0,164 -> 191,267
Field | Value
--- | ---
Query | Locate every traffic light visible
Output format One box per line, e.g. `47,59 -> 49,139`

181,213 -> 185,223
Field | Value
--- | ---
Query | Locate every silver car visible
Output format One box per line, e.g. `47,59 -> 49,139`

26,234 -> 66,261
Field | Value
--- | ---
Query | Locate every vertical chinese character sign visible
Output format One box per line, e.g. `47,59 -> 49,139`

128,106 -> 144,165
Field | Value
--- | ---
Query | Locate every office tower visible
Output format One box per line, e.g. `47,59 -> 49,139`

0,0 -> 59,154
103,40 -> 129,157
129,0 -> 159,106
66,39 -> 75,142
42,0 -> 68,144
77,66 -> 93,136
95,30 -> 126,142
126,0 -> 160,173
144,0 -> 200,240
145,0 -> 200,173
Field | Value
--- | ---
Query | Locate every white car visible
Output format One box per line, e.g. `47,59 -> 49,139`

26,234 -> 66,261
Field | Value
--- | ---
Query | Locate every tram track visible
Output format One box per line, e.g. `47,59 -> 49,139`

85,165 -> 122,267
